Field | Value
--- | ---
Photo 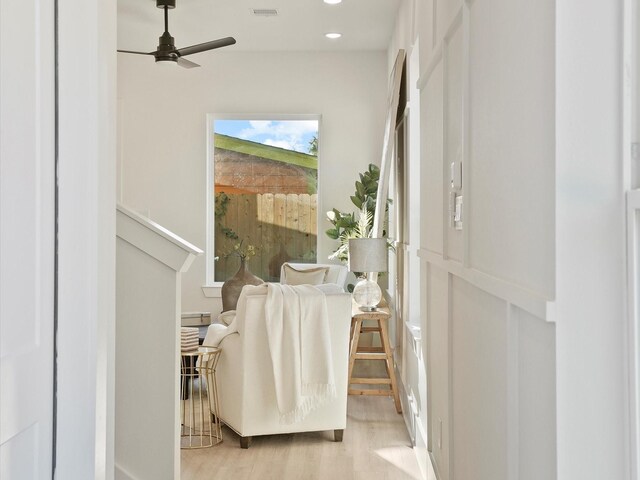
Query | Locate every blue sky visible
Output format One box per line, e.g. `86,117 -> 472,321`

214,119 -> 318,154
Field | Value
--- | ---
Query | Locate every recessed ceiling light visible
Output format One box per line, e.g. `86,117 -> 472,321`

325,32 -> 342,39
324,0 -> 343,4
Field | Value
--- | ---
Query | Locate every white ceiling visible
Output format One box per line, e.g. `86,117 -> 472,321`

117,0 -> 402,54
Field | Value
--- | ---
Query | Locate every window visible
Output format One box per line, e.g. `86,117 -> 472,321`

206,115 -> 320,285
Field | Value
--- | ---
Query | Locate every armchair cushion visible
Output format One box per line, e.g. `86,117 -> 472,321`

217,310 -> 236,326
280,262 -> 348,289
281,264 -> 329,286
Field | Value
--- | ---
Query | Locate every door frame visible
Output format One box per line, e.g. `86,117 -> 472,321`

54,0 -> 117,477
624,0 -> 640,478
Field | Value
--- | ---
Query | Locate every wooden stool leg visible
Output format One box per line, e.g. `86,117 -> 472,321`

348,318 -> 363,386
379,318 -> 402,414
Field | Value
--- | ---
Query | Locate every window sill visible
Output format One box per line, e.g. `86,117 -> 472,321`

201,284 -> 223,298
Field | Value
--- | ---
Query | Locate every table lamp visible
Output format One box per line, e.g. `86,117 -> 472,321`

348,237 -> 388,311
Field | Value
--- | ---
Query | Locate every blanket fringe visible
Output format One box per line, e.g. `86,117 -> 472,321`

279,383 -> 337,425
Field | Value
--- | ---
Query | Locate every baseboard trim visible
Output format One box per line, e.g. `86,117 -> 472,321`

398,381 -> 416,445
413,418 -> 429,480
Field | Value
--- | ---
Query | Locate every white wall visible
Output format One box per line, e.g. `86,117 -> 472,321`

57,0 -> 117,478
114,206 -> 200,480
555,1 -> 628,478
117,51 -> 388,313
0,0 -> 55,478
390,0 -> 558,479
388,1 -> 633,480
116,239 -> 179,480
385,5 -> 430,469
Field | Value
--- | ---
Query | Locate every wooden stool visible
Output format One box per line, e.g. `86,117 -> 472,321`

348,302 -> 402,413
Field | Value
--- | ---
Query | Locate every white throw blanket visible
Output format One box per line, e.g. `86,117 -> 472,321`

265,283 -> 336,424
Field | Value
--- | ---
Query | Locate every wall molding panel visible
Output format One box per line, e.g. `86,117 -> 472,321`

417,46 -> 443,91
419,249 -> 550,321
417,1 -> 557,479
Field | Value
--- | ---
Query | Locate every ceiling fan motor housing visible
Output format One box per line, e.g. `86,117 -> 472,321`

157,0 -> 176,9
156,31 -> 178,62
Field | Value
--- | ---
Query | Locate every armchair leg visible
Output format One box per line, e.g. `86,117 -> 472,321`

334,429 -> 344,442
240,436 -> 252,449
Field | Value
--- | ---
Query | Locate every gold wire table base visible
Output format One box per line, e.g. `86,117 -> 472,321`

180,345 -> 223,449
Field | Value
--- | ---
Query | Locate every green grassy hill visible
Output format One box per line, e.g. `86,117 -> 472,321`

214,133 -> 318,170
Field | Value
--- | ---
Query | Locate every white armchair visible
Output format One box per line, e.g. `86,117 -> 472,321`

211,283 -> 352,448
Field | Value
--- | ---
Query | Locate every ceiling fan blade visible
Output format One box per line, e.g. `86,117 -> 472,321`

177,57 -> 200,69
176,37 -> 236,57
117,50 -> 155,56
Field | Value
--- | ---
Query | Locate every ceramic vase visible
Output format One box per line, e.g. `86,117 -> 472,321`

221,257 -> 263,312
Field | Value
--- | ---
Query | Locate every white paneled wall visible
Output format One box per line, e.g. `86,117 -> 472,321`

514,305 -> 556,480
442,13 -> 463,263
420,60 -> 444,255
466,0 -> 555,297
392,0 -> 557,479
450,277 -> 509,480
424,264 -> 449,479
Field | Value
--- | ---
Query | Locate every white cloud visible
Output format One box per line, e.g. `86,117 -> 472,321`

264,139 -> 295,150
238,120 -> 317,153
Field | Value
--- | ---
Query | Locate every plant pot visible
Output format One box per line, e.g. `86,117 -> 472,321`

221,257 -> 263,312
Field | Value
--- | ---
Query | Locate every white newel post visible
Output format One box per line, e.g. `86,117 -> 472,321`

115,205 -> 202,480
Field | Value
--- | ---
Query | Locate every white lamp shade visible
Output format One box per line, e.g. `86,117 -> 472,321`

348,237 -> 388,273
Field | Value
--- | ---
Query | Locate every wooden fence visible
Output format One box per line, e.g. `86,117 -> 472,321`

215,193 -> 318,282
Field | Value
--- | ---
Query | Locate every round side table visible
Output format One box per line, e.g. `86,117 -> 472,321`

180,345 -> 223,449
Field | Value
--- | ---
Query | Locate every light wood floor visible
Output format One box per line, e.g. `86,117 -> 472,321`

181,395 -> 423,480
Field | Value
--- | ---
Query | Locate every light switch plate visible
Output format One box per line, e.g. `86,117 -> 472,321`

450,161 -> 462,190
454,195 -> 463,230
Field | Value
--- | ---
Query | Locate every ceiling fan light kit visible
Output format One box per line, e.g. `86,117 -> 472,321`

117,0 -> 236,69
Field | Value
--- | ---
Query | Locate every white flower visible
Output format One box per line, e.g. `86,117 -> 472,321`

326,210 -> 336,222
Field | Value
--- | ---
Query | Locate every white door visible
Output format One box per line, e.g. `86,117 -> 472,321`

0,0 -> 55,478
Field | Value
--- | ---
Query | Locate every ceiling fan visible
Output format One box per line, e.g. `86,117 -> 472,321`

117,0 -> 236,68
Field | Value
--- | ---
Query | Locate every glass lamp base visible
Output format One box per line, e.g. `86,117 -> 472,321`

352,278 -> 382,311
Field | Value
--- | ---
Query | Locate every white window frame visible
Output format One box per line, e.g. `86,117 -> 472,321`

202,113 -> 322,296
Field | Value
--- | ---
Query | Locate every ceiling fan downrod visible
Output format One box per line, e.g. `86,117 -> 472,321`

156,3 -> 177,63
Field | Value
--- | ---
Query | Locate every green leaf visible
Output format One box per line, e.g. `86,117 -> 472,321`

351,195 -> 363,209
336,217 -> 350,228
325,228 -> 339,240
365,198 -> 376,211
338,219 -> 356,230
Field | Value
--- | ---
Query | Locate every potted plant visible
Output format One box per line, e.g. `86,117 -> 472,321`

325,164 -> 392,290
218,238 -> 263,312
